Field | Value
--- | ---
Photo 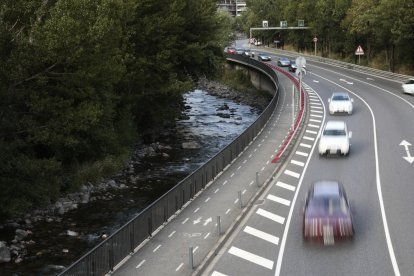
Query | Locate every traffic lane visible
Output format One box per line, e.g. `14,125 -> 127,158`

355,85 -> 414,274
202,73 -> 309,276
280,80 -> 394,275
306,61 -> 414,104
307,66 -> 414,274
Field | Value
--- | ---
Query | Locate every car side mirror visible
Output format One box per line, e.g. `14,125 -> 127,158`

349,131 -> 353,139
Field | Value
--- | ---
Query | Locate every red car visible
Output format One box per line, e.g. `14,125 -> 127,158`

226,47 -> 236,54
303,181 -> 354,245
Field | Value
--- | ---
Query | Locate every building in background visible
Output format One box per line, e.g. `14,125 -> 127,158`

217,0 -> 246,16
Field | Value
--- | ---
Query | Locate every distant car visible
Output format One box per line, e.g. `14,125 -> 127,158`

328,92 -> 354,115
289,60 -> 297,72
254,40 -> 262,46
288,60 -> 306,72
277,57 -> 290,67
226,47 -> 236,54
258,53 -> 271,61
243,49 -> 255,57
303,181 -> 354,245
402,78 -> 414,94
318,120 -> 352,156
235,48 -> 245,55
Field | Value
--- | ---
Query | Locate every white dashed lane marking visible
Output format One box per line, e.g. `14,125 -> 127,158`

276,181 -> 296,191
284,169 -> 300,179
291,159 -> 305,167
267,194 -> 291,206
211,271 -> 228,276
243,226 -> 279,245
228,246 -> 274,270
306,129 -> 318,135
296,151 -> 309,157
136,260 -> 145,269
300,143 -> 312,148
256,208 -> 285,224
303,136 -> 315,141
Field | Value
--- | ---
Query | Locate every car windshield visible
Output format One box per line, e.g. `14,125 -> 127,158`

307,196 -> 349,216
332,95 -> 349,101
323,128 -> 346,136
405,79 -> 414,84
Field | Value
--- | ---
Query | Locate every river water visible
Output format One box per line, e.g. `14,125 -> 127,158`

0,89 -> 264,275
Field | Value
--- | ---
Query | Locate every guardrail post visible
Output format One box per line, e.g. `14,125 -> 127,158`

109,241 -> 114,271
217,216 -> 221,235
189,247 -> 194,269
148,217 -> 152,237
238,191 -> 243,208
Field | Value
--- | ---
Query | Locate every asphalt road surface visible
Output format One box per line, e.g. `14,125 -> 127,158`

205,49 -> 413,276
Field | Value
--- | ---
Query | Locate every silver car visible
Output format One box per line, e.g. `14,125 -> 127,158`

402,78 -> 414,94
319,121 -> 352,156
328,92 -> 354,115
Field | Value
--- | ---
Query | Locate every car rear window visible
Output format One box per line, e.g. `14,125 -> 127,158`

332,95 -> 349,101
308,197 -> 348,216
323,129 -> 346,136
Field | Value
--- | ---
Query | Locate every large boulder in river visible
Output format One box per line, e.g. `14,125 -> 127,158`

182,141 -> 201,149
0,242 -> 11,263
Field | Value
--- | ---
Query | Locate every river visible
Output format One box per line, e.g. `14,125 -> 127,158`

0,88 -> 266,275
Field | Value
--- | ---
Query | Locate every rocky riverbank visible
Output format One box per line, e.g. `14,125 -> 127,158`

0,78 -> 271,274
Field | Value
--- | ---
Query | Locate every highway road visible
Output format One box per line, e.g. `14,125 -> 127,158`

110,46 -> 303,276
205,48 -> 414,276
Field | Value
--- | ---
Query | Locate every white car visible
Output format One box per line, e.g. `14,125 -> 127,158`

319,121 -> 352,156
402,78 -> 414,94
328,92 -> 353,115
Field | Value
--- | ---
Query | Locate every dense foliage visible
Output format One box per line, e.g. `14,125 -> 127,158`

242,0 -> 414,73
0,0 -> 233,219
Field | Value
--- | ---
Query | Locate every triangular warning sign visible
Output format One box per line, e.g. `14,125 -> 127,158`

355,45 -> 364,55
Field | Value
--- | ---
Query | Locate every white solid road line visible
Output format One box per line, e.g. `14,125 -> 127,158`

256,208 -> 285,224
228,246 -> 274,270
244,225 -> 279,245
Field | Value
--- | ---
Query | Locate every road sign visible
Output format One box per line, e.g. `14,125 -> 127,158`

355,45 -> 364,55
313,37 -> 317,43
298,20 -> 304,27
280,21 -> 287,28
296,56 -> 306,69
262,20 -> 268,28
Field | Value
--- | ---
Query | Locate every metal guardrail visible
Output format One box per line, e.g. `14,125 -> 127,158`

255,47 -> 413,83
59,56 -> 280,276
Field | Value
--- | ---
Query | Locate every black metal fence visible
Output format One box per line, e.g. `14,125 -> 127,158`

59,55 -> 279,276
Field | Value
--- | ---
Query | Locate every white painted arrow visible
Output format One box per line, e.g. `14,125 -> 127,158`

193,216 -> 202,225
400,140 -> 414,164
203,217 -> 212,226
